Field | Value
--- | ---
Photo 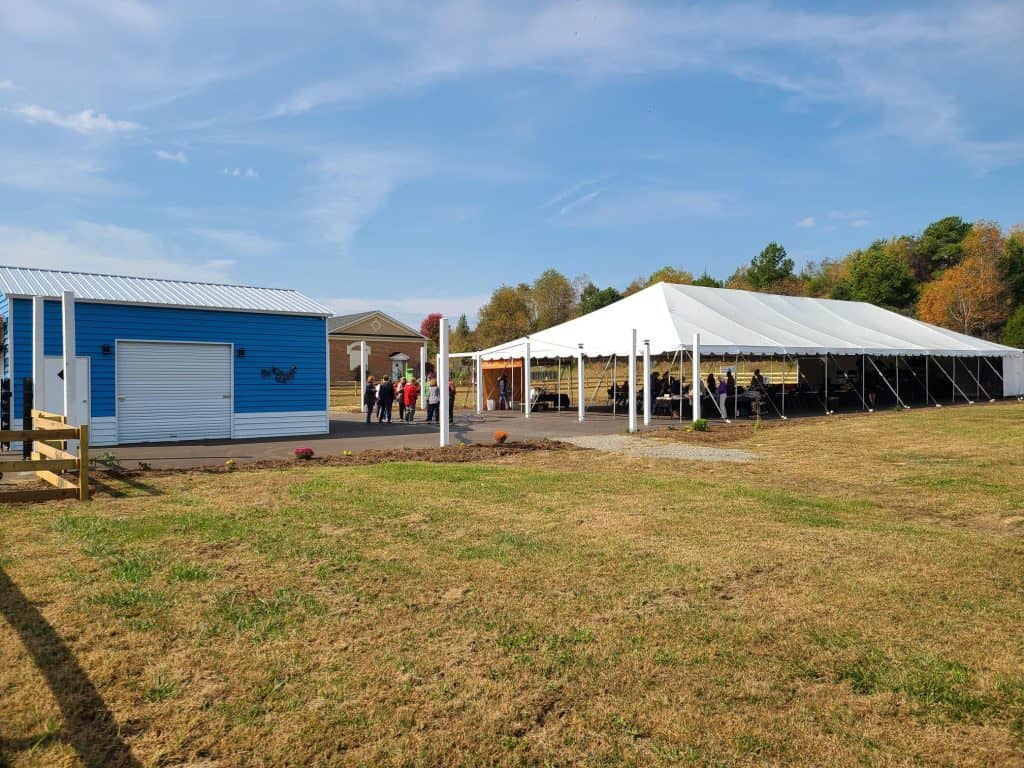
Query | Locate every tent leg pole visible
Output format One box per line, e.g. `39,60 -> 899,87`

781,355 -> 786,418
791,355 -> 830,414
590,356 -> 612,407
867,355 -> 908,409
613,355 -> 617,418
897,354 -> 933,407
679,346 -> 684,423
897,356 -> 905,411
982,355 -> 1004,385
824,355 -> 830,415
936,357 -> 972,404
959,357 -> 992,403
733,354 -> 739,420
863,354 -> 868,411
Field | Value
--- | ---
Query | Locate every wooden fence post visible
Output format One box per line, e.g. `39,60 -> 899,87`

78,424 -> 90,502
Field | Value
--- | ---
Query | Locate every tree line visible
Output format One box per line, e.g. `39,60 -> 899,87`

422,216 -> 1024,353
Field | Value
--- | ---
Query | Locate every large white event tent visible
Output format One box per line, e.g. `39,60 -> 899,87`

464,282 -> 1024,430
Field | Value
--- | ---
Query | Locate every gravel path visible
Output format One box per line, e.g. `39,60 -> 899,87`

555,434 -> 757,463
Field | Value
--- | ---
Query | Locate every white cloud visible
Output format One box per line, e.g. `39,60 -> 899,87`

0,80 -> 14,91
829,209 -> 871,228
309,148 -> 434,246
559,189 -> 604,217
0,150 -> 129,194
11,104 -> 140,134
191,227 -> 279,256
275,1 -> 1024,171
154,148 -> 188,164
795,216 -> 816,228
323,294 -> 489,327
564,185 -> 727,227
223,167 -> 258,178
0,221 -> 234,282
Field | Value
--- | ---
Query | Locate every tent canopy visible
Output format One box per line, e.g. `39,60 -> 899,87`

476,282 -> 1022,360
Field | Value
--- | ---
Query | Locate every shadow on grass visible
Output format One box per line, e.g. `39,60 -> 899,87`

0,566 -> 141,767
89,472 -> 163,499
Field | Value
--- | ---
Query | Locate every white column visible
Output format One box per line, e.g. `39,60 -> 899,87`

524,341 -> 532,418
642,339 -> 651,426
691,332 -> 701,422
474,354 -> 483,414
439,317 -> 450,446
32,296 -> 46,412
359,340 -> 368,413
628,329 -> 637,433
577,344 -> 585,422
61,291 -> 77,424
420,343 -> 427,408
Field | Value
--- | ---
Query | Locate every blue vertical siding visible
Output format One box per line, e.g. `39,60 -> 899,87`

11,298 -> 326,419
0,294 -> 8,382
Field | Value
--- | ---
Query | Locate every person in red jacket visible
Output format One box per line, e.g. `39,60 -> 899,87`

403,378 -> 420,423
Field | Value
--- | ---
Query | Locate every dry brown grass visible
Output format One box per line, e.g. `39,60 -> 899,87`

1,405 -> 1023,766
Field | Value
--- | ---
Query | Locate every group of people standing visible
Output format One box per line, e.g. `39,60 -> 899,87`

363,374 -> 456,425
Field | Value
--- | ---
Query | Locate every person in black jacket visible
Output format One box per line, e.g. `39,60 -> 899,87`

363,375 -> 377,424
377,375 -> 395,423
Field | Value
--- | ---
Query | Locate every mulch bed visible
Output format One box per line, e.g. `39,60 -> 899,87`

94,439 -> 580,480
643,420 -> 783,445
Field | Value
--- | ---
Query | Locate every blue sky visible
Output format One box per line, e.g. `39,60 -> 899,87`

1,1 -> 1022,325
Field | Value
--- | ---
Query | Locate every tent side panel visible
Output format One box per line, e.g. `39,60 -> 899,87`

1004,355 -> 1024,397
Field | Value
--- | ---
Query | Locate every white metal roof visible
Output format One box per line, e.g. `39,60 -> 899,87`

477,282 -> 1022,359
0,265 -> 330,316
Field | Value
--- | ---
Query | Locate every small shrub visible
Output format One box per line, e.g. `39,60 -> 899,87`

224,459 -> 236,470
691,418 -> 709,432
95,452 -> 122,470
493,431 -> 509,444
293,447 -> 315,460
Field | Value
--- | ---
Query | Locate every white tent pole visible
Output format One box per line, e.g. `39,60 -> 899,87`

557,357 -> 562,412
32,297 -> 46,412
439,317 -> 450,446
612,355 -> 617,418
734,354 -> 739,420
691,333 -> 701,423
899,354 -> 935,407
359,340 -> 368,413
781,354 -> 786,418
867,355 -> 909,409
699,360 -> 729,421
61,291 -> 77,425
896,353 -> 900,407
642,339 -> 651,426
976,358 -> 980,401
959,356 -> 993,402
863,354 -> 868,411
590,356 -> 612,407
420,343 -> 427,408
474,355 -> 483,414
935,356 -> 971,404
577,345 -> 585,422
927,355 -> 938,408
981,356 -> 1004,384
823,354 -> 830,415
679,345 -> 684,423
524,341 -> 532,418
628,330 -> 638,433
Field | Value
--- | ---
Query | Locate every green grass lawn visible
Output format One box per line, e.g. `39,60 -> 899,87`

1,405 -> 1023,766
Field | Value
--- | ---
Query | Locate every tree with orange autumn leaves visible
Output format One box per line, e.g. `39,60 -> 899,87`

917,221 -> 1012,336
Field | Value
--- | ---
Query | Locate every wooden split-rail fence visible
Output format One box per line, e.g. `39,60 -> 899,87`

0,409 -> 89,502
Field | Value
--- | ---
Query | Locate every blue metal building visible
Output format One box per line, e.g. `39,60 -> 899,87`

1,266 -> 330,446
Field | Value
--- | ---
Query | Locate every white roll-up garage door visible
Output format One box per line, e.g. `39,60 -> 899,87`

117,341 -> 232,443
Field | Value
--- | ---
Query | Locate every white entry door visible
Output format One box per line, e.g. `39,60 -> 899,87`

117,341 -> 232,444
42,357 -> 90,427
